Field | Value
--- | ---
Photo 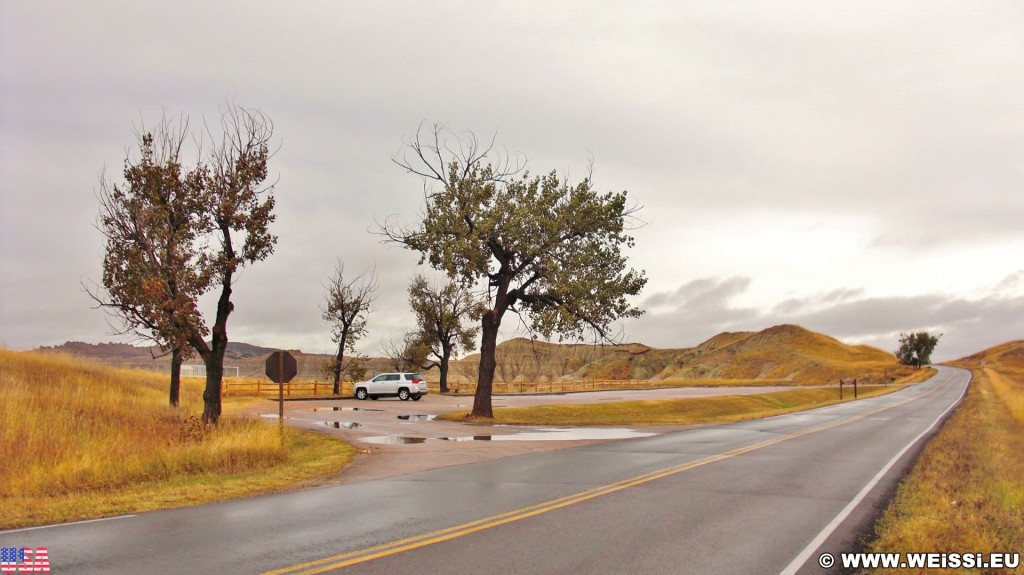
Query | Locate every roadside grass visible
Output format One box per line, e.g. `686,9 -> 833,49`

649,368 -> 934,389
439,384 -> 906,426
0,349 -> 355,529
863,351 -> 1024,573
439,369 -> 933,397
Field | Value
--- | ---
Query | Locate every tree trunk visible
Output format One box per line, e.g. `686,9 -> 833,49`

333,346 -> 343,395
471,310 -> 500,418
439,345 -> 451,394
169,347 -> 182,407
333,327 -> 349,395
201,271 -> 233,425
202,329 -> 228,424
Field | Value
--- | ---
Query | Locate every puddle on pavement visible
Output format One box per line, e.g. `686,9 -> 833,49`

360,436 -> 429,445
396,414 -> 436,421
323,421 -> 360,429
360,427 -> 654,444
311,407 -> 384,412
456,428 -> 655,441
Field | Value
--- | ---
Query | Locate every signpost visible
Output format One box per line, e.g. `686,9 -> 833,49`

839,377 -> 857,400
265,351 -> 297,444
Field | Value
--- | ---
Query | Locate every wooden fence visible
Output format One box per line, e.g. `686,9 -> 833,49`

221,379 -> 650,398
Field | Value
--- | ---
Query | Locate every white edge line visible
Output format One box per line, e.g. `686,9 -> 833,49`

778,369 -> 971,575
1,514 -> 137,535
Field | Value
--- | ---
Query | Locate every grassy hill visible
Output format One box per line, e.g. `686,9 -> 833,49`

41,324 -> 912,386
451,324 -> 910,385
36,341 -> 394,381
954,339 -> 1024,373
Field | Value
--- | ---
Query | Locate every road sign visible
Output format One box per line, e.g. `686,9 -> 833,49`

266,350 -> 297,383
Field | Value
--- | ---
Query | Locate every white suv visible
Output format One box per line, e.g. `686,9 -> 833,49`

353,372 -> 428,401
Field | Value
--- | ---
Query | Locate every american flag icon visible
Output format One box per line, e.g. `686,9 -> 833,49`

0,547 -> 49,573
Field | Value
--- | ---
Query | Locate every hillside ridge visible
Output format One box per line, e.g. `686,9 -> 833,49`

38,324 -> 906,385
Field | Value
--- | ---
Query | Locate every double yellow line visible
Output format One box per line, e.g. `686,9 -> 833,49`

265,379 -> 949,575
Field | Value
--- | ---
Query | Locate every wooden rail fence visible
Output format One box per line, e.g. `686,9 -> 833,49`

221,379 -> 650,398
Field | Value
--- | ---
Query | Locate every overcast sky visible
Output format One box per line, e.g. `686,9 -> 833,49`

2,1 -> 1022,362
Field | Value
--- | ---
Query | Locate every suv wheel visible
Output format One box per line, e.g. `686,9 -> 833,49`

355,388 -> 367,400
398,388 -> 410,401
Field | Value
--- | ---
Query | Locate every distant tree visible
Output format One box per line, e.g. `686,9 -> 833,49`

321,354 -> 371,384
342,355 -> 370,382
895,331 -> 941,368
407,275 -> 480,393
380,333 -> 434,373
383,124 -> 647,418
321,261 -> 377,394
90,116 -> 211,407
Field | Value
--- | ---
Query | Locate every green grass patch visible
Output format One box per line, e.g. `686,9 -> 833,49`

439,385 -> 905,426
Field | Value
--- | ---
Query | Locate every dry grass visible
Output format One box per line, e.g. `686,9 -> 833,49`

440,385 -> 905,426
449,325 -> 917,385
0,349 -> 354,529
863,343 -> 1024,574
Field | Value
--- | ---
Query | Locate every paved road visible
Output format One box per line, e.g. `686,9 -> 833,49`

0,367 -> 969,574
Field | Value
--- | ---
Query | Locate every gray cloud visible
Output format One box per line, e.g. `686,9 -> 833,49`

627,274 -> 1024,361
2,2 -> 1023,359
626,277 -> 761,346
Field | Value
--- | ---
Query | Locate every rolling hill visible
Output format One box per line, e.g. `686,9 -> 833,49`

39,324 -> 911,385
35,341 -> 392,381
449,324 -> 907,385
950,339 -> 1024,373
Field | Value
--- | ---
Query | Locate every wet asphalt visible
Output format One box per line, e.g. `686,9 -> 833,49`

0,370 -> 969,575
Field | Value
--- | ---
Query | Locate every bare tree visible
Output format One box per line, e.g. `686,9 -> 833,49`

322,260 -> 377,394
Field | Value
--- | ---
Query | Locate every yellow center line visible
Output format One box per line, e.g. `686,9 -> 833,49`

264,378 -> 951,575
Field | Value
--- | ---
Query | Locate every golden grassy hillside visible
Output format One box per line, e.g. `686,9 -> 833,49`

0,349 -> 354,529
865,341 -> 1024,571
670,324 -> 900,382
451,325 -> 912,385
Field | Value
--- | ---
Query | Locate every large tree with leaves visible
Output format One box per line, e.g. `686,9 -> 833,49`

91,117 -> 210,407
93,105 -> 277,423
321,261 -> 377,394
407,274 -> 480,393
384,124 -> 647,418
895,331 -> 941,368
